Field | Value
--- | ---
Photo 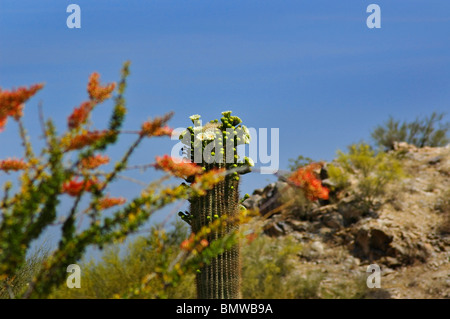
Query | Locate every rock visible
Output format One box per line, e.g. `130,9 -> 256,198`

393,141 -> 417,152
382,267 -> 395,276
256,182 -> 291,216
320,166 -> 329,180
336,230 -> 354,245
253,188 -> 264,195
370,229 -> 393,251
310,241 -> 324,255
321,178 -> 336,189
351,223 -> 436,267
389,242 -> 406,257
319,227 -> 334,237
322,211 -> 344,229
343,256 -> 360,269
382,256 -> 402,268
428,156 -> 442,165
414,242 -> 433,262
355,228 -> 371,257
311,221 -> 324,231
275,181 -> 289,192
286,219 -> 311,232
263,183 -> 276,198
338,199 -> 365,225
242,194 -> 262,210
264,222 -> 286,237
354,227 -> 393,260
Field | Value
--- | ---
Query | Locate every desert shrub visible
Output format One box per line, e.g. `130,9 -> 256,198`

51,224 -> 378,299
241,234 -> 323,299
279,186 -> 314,220
51,220 -> 196,299
330,143 -> 404,209
53,228 -> 310,299
240,234 -> 372,299
371,112 -> 449,150
52,227 -> 321,299
325,164 -> 351,192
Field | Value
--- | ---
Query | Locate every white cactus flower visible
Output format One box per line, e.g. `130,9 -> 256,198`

242,125 -> 251,144
245,156 -> 254,167
190,114 -> 201,125
193,126 -> 203,134
196,132 -> 207,141
204,129 -> 216,141
189,114 -> 201,122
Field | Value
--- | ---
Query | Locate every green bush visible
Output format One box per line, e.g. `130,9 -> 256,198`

371,112 -> 449,150
325,164 -> 351,192
51,220 -> 196,299
330,143 -> 404,209
47,223 -> 377,299
51,225 -> 323,299
241,234 -> 305,298
241,234 -> 372,299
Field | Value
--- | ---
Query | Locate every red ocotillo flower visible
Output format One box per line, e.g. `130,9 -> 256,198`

153,125 -> 174,137
140,112 -> 174,137
68,101 -> 93,130
288,163 -> 329,201
0,84 -> 44,132
62,178 -> 102,197
200,239 -> 209,248
80,154 -> 110,170
141,122 -> 173,137
154,155 -> 203,179
180,234 -> 209,252
180,238 -> 193,251
0,158 -> 28,172
98,195 -> 126,210
0,117 -> 7,131
68,72 -> 115,130
245,232 -> 258,244
87,72 -> 116,102
65,130 -> 109,151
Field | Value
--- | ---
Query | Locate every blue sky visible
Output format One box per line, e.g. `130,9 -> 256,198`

1,1 -> 449,252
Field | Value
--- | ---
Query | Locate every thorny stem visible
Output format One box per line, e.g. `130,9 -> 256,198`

17,118 -> 34,161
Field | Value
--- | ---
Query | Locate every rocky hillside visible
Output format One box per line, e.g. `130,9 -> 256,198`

243,143 -> 450,299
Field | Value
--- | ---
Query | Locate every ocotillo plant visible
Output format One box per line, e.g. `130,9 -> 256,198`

0,63 -> 227,298
178,111 -> 253,299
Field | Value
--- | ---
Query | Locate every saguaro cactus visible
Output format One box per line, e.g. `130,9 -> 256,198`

179,111 -> 253,299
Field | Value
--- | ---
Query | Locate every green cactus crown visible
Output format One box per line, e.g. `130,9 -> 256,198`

179,111 -> 254,172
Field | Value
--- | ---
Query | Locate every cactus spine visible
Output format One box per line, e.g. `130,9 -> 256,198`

179,111 -> 253,299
